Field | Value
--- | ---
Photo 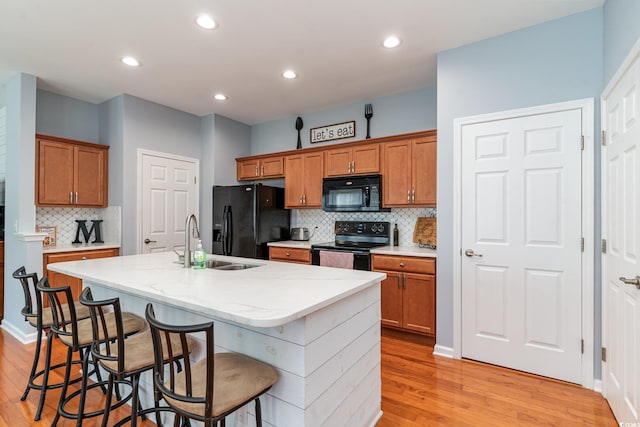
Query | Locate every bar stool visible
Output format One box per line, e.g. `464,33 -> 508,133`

145,303 -> 279,427
37,277 -> 146,427
79,287 -> 198,427
12,266 -> 91,421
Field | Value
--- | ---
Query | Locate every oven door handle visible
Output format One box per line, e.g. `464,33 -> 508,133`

364,186 -> 370,207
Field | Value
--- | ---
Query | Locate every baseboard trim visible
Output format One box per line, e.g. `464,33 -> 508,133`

593,379 -> 603,394
0,321 -> 37,344
433,344 -> 454,359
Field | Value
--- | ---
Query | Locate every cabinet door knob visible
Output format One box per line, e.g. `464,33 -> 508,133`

407,190 -> 411,203
75,192 -> 79,204
70,192 -> 73,204
82,256 -> 87,260
286,252 -> 290,257
399,262 -> 405,267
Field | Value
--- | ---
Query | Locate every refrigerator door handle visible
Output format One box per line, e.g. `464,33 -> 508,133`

222,206 -> 229,255
225,206 -> 233,255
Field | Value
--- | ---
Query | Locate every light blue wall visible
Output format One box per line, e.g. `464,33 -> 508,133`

119,95 -> 202,255
0,84 -> 5,106
250,87 -> 437,155
603,0 -> 640,84
36,90 -> 100,142
437,8 -> 603,370
99,96 -> 124,207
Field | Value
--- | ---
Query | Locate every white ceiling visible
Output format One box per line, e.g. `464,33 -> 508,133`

0,0 -> 603,125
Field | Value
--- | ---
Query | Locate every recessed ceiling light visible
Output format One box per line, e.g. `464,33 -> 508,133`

383,36 -> 401,49
213,94 -> 227,101
282,70 -> 297,79
121,56 -> 140,67
196,14 -> 216,30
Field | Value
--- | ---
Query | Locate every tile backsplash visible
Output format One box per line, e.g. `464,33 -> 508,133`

292,207 -> 436,247
36,206 -> 121,245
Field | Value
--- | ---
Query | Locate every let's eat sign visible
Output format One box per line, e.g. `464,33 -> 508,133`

310,121 -> 356,143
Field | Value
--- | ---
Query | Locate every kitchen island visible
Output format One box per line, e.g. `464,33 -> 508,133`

48,251 -> 385,427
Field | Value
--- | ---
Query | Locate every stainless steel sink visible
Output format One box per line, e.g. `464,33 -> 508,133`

206,259 -> 233,268
213,263 -> 259,270
174,258 -> 260,270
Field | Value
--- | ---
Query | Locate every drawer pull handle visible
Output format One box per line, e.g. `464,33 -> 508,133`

286,252 -> 290,257
82,257 -> 88,260
399,262 -> 405,267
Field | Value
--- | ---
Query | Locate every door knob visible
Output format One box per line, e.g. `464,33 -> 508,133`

619,276 -> 640,289
464,249 -> 483,258
144,238 -> 157,244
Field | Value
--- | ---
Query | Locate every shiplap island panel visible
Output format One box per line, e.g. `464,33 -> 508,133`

48,252 -> 385,427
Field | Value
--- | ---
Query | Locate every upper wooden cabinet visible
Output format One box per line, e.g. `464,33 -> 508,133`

236,130 -> 436,208
36,135 -> 109,207
382,132 -> 436,207
285,152 -> 323,208
324,144 -> 379,177
237,155 -> 284,180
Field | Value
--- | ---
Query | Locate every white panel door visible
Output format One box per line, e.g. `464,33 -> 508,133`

602,47 -> 640,424
140,152 -> 198,254
461,109 -> 583,383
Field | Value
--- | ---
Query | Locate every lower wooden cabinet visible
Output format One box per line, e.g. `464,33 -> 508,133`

372,254 -> 436,336
269,246 -> 311,264
43,248 -> 119,304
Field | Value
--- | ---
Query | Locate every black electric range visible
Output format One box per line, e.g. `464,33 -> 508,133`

311,221 -> 390,270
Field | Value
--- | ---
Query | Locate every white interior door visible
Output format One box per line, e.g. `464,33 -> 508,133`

460,108 -> 584,383
602,43 -> 640,424
139,151 -> 199,254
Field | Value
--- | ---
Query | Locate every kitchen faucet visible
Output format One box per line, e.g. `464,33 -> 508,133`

184,214 -> 200,268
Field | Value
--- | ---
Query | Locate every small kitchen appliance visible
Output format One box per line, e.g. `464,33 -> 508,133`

290,226 -> 316,241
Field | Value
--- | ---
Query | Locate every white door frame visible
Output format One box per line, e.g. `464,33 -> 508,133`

136,149 -> 200,254
452,98 -> 595,389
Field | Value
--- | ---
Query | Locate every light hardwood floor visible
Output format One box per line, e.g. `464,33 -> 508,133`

0,327 -> 616,426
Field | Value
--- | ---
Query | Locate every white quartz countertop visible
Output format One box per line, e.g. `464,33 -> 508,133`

267,240 -> 314,249
47,251 -> 385,328
43,242 -> 121,254
370,245 -> 437,258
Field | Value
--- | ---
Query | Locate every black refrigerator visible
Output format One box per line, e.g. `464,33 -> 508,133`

212,184 -> 290,259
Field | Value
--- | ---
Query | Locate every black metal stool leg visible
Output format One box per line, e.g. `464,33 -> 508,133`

100,373 -> 115,427
75,348 -> 92,427
255,397 -> 262,427
33,330 -> 55,421
21,325 -> 44,401
52,346 -> 74,427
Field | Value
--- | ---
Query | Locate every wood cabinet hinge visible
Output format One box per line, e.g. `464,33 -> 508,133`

194,177 -> 197,184
581,135 -> 584,150
602,239 -> 607,254
581,339 -> 584,354
602,347 -> 607,362
602,130 -> 607,146
581,237 -> 584,252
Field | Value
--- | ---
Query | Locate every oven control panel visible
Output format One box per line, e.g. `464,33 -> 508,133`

334,221 -> 390,236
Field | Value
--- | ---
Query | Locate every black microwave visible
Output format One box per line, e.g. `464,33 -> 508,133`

322,174 -> 389,212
